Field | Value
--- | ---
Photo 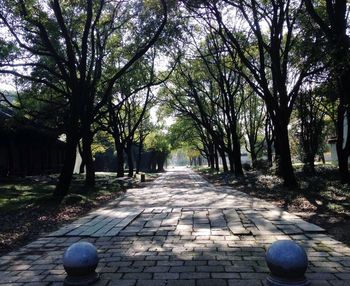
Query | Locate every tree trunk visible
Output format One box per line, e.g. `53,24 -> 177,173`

82,130 -> 95,187
208,143 -> 215,171
336,106 -> 350,183
115,139 -> 124,177
77,142 -> 85,174
79,160 -> 85,174
219,149 -> 228,172
338,150 -> 350,183
232,127 -> 243,177
214,145 -> 219,172
53,132 -> 78,200
157,152 -> 167,172
126,141 -> 134,177
303,152 -> 315,174
267,139 -> 273,168
227,150 -> 234,173
136,141 -> 143,174
265,116 -> 274,167
250,146 -> 258,169
273,121 -> 298,188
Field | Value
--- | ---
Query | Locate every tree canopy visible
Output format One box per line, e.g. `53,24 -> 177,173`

1,0 -> 349,198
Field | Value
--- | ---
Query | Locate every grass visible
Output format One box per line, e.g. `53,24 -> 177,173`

0,174 -> 123,213
0,171 -> 158,255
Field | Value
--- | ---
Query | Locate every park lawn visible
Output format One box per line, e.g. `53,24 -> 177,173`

0,174 -> 120,212
0,172 -> 156,255
197,166 -> 350,246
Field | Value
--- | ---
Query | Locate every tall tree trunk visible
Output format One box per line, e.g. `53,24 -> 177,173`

208,143 -> 215,171
336,69 -> 350,183
232,124 -> 243,177
265,116 -> 274,167
126,141 -> 134,177
303,152 -> 315,174
219,148 -> 228,172
273,121 -> 298,188
336,105 -> 350,183
214,145 -> 219,172
115,139 -> 124,177
82,130 -> 95,187
79,160 -> 85,174
77,141 -> 85,174
54,131 -> 78,200
157,152 -> 167,172
250,144 -> 258,169
227,150 -> 234,173
266,139 -> 273,168
136,141 -> 143,174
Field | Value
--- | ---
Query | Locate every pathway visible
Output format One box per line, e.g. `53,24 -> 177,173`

0,167 -> 349,286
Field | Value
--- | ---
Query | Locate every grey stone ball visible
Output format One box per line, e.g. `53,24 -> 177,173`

266,240 -> 308,279
63,242 -> 99,276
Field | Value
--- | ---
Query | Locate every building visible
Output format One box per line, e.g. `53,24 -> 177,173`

0,106 -> 65,177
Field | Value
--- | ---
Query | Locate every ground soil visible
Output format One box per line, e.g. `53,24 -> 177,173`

198,167 -> 350,247
0,173 -> 159,255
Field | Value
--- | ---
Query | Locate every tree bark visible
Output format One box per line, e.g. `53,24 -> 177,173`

157,152 -> 167,172
126,141 -> 134,177
265,116 -> 274,167
335,67 -> 350,183
219,148 -> 228,172
214,145 -> 219,171
82,130 -> 95,187
250,141 -> 258,169
336,105 -> 350,183
77,141 -> 85,174
273,121 -> 298,188
208,143 -> 215,171
53,131 -> 78,200
115,139 -> 124,177
232,125 -> 243,177
136,141 -> 143,174
303,152 -> 315,174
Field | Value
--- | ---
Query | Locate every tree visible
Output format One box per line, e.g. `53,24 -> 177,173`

296,85 -> 326,173
168,116 -> 205,165
305,0 -> 350,182
186,0 -> 318,187
0,0 -> 168,198
144,130 -> 170,172
241,89 -> 266,168
193,27 -> 245,175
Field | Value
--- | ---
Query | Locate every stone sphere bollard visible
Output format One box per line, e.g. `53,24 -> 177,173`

63,242 -> 99,285
266,240 -> 310,286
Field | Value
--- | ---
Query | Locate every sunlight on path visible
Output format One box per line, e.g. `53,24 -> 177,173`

0,168 -> 349,286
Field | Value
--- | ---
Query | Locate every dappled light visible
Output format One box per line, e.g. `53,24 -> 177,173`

1,169 -> 349,285
0,0 -> 350,284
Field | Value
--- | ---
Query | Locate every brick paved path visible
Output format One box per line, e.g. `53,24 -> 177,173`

1,167 -> 350,286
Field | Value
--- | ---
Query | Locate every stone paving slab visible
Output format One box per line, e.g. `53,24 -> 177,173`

0,167 -> 349,286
